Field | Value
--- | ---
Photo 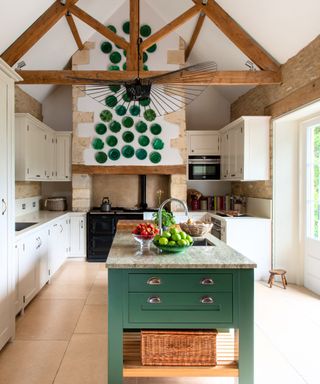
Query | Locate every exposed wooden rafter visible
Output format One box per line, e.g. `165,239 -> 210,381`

66,11 -> 84,50
17,69 -> 282,85
69,5 -> 129,50
140,5 -> 200,51
127,0 -> 140,71
193,0 -> 279,71
185,11 -> 206,61
1,0 -> 79,66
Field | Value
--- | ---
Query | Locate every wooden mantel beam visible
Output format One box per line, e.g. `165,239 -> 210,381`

193,0 -> 279,72
17,69 -> 282,85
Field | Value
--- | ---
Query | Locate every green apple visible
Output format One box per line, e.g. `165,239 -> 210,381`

154,234 -> 161,243
178,239 -> 187,247
179,231 -> 187,240
162,230 -> 171,238
186,235 -> 193,243
172,233 -> 181,242
170,227 -> 179,235
159,237 -> 169,245
168,241 -> 176,247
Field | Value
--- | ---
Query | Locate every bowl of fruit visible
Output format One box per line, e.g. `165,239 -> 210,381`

153,227 -> 193,253
132,223 -> 159,251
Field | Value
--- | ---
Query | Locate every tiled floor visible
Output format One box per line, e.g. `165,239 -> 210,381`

0,260 -> 319,384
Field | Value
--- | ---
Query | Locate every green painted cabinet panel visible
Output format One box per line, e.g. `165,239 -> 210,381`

128,292 -> 233,324
128,272 -> 233,293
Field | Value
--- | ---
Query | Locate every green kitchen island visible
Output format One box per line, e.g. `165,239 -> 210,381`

106,229 -> 256,384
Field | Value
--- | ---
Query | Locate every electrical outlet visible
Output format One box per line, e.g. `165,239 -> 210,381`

32,202 -> 36,208
22,203 -> 26,210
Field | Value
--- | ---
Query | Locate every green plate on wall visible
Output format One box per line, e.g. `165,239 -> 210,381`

95,123 -> 107,135
122,145 -> 135,158
123,62 -> 127,70
149,151 -> 161,164
109,84 -> 121,93
95,152 -> 108,164
106,135 -> 118,147
129,105 -> 140,116
147,43 -> 157,53
138,135 -> 150,147
143,64 -> 149,71
122,116 -> 134,128
108,65 -> 120,71
122,21 -> 130,34
139,98 -> 150,107
140,24 -> 152,37
109,51 -> 122,64
143,52 -> 148,63
115,105 -> 127,116
150,123 -> 161,135
152,138 -> 164,150
109,121 -> 121,133
92,138 -> 104,150
122,131 -> 134,143
101,41 -> 112,54
105,95 -> 118,108
135,121 -> 147,133
122,93 -> 130,102
144,109 -> 156,122
108,148 -> 121,161
136,148 -> 147,160
100,110 -> 113,123
107,25 -> 117,33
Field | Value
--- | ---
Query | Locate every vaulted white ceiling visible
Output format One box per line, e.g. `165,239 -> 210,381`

0,0 -> 319,102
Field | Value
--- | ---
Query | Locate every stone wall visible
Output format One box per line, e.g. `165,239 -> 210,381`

230,35 -> 320,199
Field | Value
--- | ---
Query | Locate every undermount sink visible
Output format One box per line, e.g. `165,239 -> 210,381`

15,222 -> 38,231
192,238 -> 215,247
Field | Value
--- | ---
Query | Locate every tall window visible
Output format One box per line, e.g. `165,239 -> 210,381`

307,124 -> 320,239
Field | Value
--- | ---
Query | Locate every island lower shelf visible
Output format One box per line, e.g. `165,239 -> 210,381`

123,331 -> 239,378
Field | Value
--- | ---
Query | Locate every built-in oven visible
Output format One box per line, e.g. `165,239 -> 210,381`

188,156 -> 220,180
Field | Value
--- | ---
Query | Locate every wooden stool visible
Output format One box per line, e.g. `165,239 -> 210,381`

268,269 -> 287,289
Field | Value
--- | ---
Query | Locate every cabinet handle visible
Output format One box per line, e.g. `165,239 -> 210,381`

80,220 -> 84,229
147,296 -> 162,304
147,277 -> 161,285
201,296 -> 214,304
231,174 -> 236,177
60,224 -> 63,233
200,278 -> 214,285
36,175 -> 41,178
1,198 -> 7,215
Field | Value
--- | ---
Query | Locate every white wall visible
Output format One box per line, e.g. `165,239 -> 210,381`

42,86 -> 72,131
186,87 -> 230,131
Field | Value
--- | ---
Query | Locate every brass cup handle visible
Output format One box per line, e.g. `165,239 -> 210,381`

200,278 -> 214,285
147,296 -> 162,304
201,296 -> 214,304
147,277 -> 161,285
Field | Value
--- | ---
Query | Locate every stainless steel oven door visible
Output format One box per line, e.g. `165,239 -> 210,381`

188,156 -> 220,180
211,218 -> 222,240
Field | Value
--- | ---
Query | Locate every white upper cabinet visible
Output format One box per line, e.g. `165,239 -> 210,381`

56,133 -> 72,181
220,116 -> 270,181
187,131 -> 220,156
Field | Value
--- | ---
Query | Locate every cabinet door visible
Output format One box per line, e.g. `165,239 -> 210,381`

227,124 -> 244,180
46,131 -> 56,180
14,243 -> 22,315
220,131 -> 229,179
38,228 -> 49,289
188,132 -> 220,155
25,122 -> 45,180
70,215 -> 86,258
48,223 -> 60,277
56,135 -> 71,181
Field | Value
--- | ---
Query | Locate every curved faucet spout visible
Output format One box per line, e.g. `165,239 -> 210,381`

158,198 -> 189,234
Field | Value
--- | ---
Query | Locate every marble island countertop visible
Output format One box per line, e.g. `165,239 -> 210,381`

106,229 -> 256,269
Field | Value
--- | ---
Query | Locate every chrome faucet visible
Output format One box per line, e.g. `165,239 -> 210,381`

158,198 -> 189,234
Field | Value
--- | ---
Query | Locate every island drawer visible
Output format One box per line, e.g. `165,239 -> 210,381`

128,273 -> 233,293
128,292 -> 233,324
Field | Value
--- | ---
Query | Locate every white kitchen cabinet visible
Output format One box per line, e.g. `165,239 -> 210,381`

220,116 -> 270,181
48,216 -> 69,277
187,131 -> 220,156
70,213 -> 86,258
0,60 -> 21,350
46,130 -> 56,180
38,228 -> 49,290
56,133 -> 72,181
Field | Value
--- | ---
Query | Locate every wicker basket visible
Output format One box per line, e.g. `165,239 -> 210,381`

141,330 -> 217,366
180,221 -> 213,237
44,197 -> 67,211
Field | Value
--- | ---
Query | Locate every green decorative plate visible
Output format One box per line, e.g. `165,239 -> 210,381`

149,151 -> 161,164
152,138 -> 164,150
135,121 -> 147,133
108,148 -> 120,161
143,52 -> 148,63
95,151 -> 108,164
136,148 -> 147,160
139,97 -> 150,107
123,50 -> 127,57
95,123 -> 107,135
122,21 -> 130,34
108,65 -> 120,71
106,135 -> 118,147
122,145 -> 135,158
147,44 -> 157,53
122,62 -> 127,70
92,138 -> 104,150
138,135 -> 150,147
105,95 -> 118,107
115,105 -> 127,116
100,110 -> 113,123
140,24 -> 152,37
109,51 -> 122,64
101,41 -> 112,54
144,109 -> 156,121
150,123 -> 162,135
122,116 -> 134,128
143,64 -> 149,71
129,105 -> 141,116
122,131 -> 134,143
109,121 -> 121,133
107,25 -> 117,33
122,93 -> 130,102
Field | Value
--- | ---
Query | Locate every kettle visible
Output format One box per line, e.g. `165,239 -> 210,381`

100,197 -> 112,212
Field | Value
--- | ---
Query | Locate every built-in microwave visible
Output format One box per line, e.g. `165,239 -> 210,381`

188,156 -> 220,180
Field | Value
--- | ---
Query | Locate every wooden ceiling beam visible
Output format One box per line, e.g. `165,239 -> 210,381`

69,5 -> 129,50
140,5 -> 200,51
17,69 -> 281,85
193,0 -> 279,72
127,0 -> 140,71
66,12 -> 84,50
185,11 -> 206,61
1,0 -> 79,66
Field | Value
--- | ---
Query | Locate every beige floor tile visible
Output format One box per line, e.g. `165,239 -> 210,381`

16,299 -> 85,341
0,340 -> 67,384
38,283 -> 92,300
53,334 -> 107,384
86,288 -> 108,305
74,305 -> 107,334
